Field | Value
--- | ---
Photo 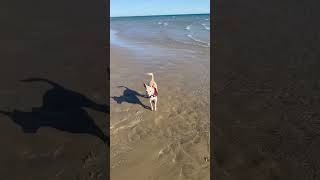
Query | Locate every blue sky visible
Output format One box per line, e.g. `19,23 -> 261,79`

110,0 -> 210,17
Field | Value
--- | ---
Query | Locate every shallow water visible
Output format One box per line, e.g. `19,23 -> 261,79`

110,14 -> 210,48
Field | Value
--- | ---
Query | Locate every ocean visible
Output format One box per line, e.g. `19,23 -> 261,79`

110,14 -> 210,49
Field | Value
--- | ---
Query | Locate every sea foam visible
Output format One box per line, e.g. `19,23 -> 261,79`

201,24 -> 210,30
187,34 -> 210,47
185,25 -> 191,30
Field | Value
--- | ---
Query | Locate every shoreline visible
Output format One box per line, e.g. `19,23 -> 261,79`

110,32 -> 210,180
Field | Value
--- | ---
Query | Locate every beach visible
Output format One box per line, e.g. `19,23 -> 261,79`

0,0 -> 108,179
110,14 -> 210,180
213,0 -> 320,179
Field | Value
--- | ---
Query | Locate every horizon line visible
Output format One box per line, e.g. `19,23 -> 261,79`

110,13 -> 210,18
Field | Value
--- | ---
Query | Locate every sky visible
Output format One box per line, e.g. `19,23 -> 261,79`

110,0 -> 210,17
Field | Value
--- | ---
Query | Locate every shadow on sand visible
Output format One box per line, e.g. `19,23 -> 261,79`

111,86 -> 150,110
0,78 -> 109,145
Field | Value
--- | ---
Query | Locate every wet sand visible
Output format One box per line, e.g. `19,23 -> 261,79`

0,0 -> 108,179
110,43 -> 210,180
213,0 -> 320,179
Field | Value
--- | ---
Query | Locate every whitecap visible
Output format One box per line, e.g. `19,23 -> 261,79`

187,34 -> 210,47
201,23 -> 210,30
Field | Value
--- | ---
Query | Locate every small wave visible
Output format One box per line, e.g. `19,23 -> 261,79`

110,29 -> 119,37
201,24 -> 210,30
110,29 -> 118,33
163,22 -> 168,26
187,34 -> 210,47
176,39 -> 210,48
185,25 -> 191,30
158,22 -> 162,25
205,18 -> 209,21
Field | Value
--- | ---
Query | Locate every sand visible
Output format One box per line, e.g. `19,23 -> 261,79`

0,0 -> 108,179
110,44 -> 210,180
213,1 -> 320,179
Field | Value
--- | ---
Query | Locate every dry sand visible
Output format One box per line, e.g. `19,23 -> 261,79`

110,45 -> 210,180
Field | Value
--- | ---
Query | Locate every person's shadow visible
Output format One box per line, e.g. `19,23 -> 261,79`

0,78 -> 109,145
111,86 -> 150,110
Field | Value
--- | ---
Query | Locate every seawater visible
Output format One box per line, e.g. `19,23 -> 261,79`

110,14 -> 210,48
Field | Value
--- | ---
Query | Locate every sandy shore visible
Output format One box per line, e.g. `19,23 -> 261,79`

110,44 -> 210,180
0,0 -> 108,179
213,1 -> 320,179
